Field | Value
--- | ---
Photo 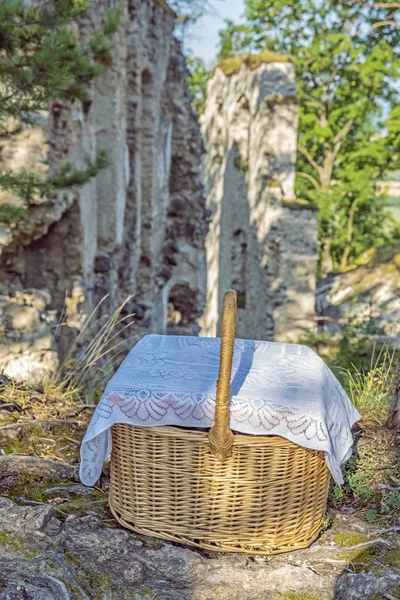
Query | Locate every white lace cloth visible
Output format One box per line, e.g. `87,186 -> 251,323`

80,334 -> 361,486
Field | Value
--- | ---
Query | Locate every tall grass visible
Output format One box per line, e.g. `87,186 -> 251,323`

343,343 -> 396,425
45,295 -> 137,404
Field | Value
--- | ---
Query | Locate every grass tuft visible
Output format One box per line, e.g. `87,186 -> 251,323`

50,295 -> 137,403
345,343 -> 396,425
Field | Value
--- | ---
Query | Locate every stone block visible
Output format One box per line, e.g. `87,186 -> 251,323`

3,305 -> 40,334
14,288 -> 51,311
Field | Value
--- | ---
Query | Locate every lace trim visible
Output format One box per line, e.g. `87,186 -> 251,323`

90,389 -> 335,442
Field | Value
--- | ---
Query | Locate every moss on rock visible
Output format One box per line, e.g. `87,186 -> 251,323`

233,156 -> 249,172
382,549 -> 400,569
65,551 -> 114,596
211,51 -> 294,78
334,532 -> 370,547
0,531 -> 38,558
338,546 -> 375,572
3,474 -> 49,503
276,593 -> 320,600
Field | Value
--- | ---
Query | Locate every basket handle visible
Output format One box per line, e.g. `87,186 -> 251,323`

208,289 -> 237,461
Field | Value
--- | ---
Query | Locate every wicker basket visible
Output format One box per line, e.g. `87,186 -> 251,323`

109,290 -> 331,554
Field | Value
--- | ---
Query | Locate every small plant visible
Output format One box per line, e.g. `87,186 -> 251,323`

301,314 -> 398,416
345,344 -> 396,425
0,205 -> 27,225
186,56 -> 208,114
233,156 -> 248,172
329,432 -> 399,524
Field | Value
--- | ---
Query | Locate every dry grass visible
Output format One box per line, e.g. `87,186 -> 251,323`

0,377 -> 90,423
52,295 -> 137,403
0,295 -> 138,462
0,295 -> 137,412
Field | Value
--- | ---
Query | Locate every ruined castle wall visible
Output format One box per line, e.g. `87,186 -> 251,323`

200,61 -> 318,342
0,0 -> 208,381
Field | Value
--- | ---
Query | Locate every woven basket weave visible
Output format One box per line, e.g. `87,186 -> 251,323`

109,290 -> 330,554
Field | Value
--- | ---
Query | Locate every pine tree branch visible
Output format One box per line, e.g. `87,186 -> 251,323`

0,152 -> 109,208
0,0 -> 120,221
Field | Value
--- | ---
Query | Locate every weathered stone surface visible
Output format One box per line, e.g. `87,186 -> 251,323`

0,115 -> 49,209
317,253 -> 400,344
0,388 -> 398,600
0,292 -> 58,381
200,60 -> 318,342
334,571 -> 400,600
0,0 -> 208,381
0,495 -> 398,599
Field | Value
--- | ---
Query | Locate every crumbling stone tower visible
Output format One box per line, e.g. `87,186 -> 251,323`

200,54 -> 318,342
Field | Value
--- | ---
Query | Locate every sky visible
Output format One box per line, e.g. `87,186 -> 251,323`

186,0 -> 245,66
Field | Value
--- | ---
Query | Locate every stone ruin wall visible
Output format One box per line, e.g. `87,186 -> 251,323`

200,61 -> 318,342
0,5 -> 320,383
0,0 -> 208,381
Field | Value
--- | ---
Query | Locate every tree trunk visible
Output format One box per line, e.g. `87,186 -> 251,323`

340,199 -> 357,271
388,360 -> 400,431
320,235 -> 334,278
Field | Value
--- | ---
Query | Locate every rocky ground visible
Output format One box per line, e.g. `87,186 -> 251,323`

0,382 -> 399,600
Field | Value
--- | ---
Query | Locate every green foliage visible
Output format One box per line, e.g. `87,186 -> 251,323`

218,1 -> 400,274
301,314 -> 397,424
329,433 -> 399,524
218,20 -> 254,61
346,345 -> 395,425
186,56 -> 208,113
0,204 -> 26,225
0,0 -> 120,223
